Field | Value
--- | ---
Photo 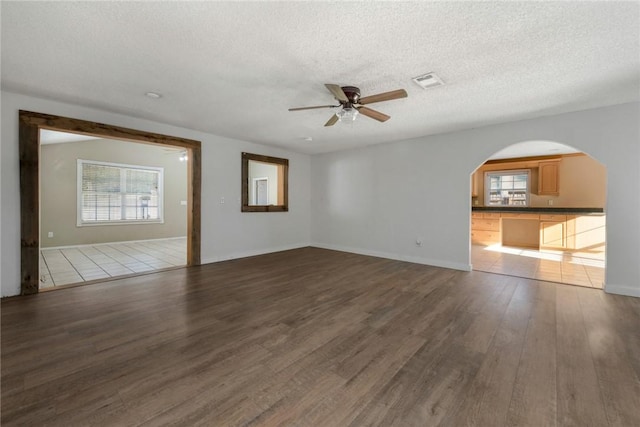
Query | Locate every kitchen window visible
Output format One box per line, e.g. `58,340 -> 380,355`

77,160 -> 163,225
485,170 -> 529,206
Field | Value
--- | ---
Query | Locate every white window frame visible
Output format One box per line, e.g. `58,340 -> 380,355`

77,159 -> 164,226
484,169 -> 530,207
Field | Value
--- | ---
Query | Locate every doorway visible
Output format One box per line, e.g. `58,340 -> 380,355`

19,111 -> 202,295
253,178 -> 269,205
469,141 -> 606,289
38,131 -> 190,289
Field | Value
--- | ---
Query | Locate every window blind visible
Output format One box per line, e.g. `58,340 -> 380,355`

79,161 -> 162,224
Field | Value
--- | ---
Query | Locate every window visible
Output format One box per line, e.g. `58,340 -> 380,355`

77,160 -> 163,225
241,152 -> 288,212
485,170 -> 529,206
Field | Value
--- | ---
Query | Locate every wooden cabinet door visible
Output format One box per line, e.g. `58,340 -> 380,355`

538,160 -> 560,195
540,221 -> 565,248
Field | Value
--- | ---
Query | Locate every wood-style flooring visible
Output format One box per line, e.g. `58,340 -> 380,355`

2,247 -> 639,426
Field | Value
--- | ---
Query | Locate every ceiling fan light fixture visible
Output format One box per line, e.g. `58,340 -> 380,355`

336,106 -> 359,122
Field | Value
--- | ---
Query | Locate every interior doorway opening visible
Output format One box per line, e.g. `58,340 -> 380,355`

38,130 -> 190,289
469,141 -> 606,289
19,110 -> 202,295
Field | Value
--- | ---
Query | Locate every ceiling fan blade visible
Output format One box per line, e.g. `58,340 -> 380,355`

324,114 -> 339,127
357,106 -> 390,122
289,105 -> 337,111
325,84 -> 349,102
358,89 -> 408,105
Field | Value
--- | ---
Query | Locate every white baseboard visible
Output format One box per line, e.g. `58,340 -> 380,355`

605,283 -> 640,298
310,242 -> 472,272
200,243 -> 311,265
42,236 -> 187,250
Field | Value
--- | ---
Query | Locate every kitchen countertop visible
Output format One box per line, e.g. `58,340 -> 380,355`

472,206 -> 604,214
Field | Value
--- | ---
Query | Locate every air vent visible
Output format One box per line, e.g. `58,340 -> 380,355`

412,72 -> 444,89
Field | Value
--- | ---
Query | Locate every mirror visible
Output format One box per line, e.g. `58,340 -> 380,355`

242,152 -> 288,212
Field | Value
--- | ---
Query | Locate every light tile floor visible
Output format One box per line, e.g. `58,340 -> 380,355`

471,244 -> 605,288
40,237 -> 187,289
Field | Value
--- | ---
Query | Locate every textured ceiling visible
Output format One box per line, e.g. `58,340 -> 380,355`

2,2 -> 639,155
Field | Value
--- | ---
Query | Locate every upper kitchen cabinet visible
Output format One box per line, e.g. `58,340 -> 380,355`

538,160 -> 560,196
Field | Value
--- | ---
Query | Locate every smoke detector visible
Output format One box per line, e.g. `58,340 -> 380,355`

412,72 -> 444,89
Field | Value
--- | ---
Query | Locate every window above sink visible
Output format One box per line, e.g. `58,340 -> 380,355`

485,170 -> 530,206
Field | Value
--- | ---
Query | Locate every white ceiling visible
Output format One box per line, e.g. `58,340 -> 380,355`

2,2 -> 638,155
488,141 -> 580,160
39,129 -> 101,145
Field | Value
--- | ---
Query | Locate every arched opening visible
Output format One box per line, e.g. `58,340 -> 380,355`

469,141 -> 606,289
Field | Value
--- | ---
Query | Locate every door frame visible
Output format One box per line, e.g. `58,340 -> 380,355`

252,177 -> 269,205
19,110 -> 202,295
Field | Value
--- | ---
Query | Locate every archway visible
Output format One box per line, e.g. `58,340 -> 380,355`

469,140 -> 607,289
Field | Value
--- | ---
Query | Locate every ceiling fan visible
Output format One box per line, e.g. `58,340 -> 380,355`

289,84 -> 408,127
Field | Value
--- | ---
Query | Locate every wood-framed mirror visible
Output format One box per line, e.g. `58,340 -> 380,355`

241,152 -> 288,212
19,110 -> 202,295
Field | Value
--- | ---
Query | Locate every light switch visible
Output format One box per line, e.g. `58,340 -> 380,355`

180,200 -> 187,206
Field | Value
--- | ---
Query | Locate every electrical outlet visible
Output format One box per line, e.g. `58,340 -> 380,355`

180,200 -> 187,206
416,239 -> 423,247
220,197 -> 225,204
48,232 -> 53,238
548,200 -> 554,206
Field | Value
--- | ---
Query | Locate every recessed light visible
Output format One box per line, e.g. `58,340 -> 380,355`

304,137 -> 313,142
145,92 -> 162,99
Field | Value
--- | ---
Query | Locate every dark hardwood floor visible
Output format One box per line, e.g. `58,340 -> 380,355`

2,247 -> 639,426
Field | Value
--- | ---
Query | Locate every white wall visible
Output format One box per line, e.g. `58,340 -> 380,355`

1,91 -> 311,297
311,102 -> 640,297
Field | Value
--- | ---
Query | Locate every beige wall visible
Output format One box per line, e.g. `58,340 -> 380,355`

40,138 -> 187,247
473,154 -> 606,208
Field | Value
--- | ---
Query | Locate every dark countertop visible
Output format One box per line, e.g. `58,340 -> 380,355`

472,206 -> 604,214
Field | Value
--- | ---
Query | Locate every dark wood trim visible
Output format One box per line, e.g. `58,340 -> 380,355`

241,152 -> 289,213
19,116 -> 40,295
18,110 -> 202,295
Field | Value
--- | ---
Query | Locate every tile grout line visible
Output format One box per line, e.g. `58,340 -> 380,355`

40,238 -> 187,289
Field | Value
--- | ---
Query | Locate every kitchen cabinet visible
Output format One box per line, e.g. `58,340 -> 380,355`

471,211 -> 604,252
540,221 -> 566,248
540,214 -> 567,249
471,213 -> 501,245
538,160 -> 560,196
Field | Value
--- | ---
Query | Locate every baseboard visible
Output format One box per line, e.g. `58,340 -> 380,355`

200,243 -> 311,265
605,283 -> 640,298
42,236 -> 186,250
311,242 -> 472,272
